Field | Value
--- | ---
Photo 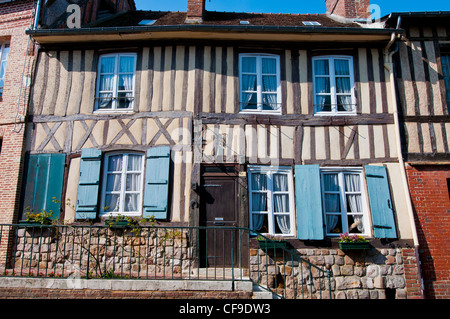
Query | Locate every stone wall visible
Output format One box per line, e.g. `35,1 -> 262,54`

250,245 -> 419,299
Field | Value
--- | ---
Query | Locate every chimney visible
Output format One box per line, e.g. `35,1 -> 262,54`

186,0 -> 206,24
325,0 -> 371,21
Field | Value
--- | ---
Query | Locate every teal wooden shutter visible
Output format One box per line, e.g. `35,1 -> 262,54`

364,165 -> 398,239
22,153 -> 66,219
143,146 -> 171,219
294,165 -> 325,240
75,148 -> 102,219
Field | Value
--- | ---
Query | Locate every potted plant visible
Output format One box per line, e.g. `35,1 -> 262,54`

338,232 -> 370,250
104,214 -> 132,228
257,235 -> 288,250
20,210 -> 54,226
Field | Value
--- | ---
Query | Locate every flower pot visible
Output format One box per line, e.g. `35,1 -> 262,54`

339,242 -> 371,250
258,240 -> 288,250
105,220 -> 130,228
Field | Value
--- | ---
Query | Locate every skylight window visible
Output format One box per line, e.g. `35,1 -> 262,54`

302,21 -> 321,26
138,19 -> 157,26
240,21 -> 250,25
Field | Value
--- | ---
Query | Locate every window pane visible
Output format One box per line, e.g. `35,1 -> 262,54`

334,59 -> 350,75
252,173 -> 267,190
118,74 -> 133,91
117,92 -> 133,109
252,193 -> 267,211
241,93 -> 257,109
99,74 -> 114,91
262,58 -> 276,74
124,194 -> 139,212
336,77 -> 351,93
314,59 -> 329,75
323,174 -> 339,191
98,93 -> 113,109
315,77 -> 330,93
273,194 -> 289,212
104,194 -> 120,212
127,154 -> 142,171
315,95 -> 331,112
273,174 -> 288,191
262,75 -> 277,92
242,74 -> 257,91
275,214 -> 290,234
262,94 -> 278,110
100,57 -> 115,73
242,57 -> 256,73
252,213 -> 268,232
348,215 -> 364,234
326,214 -> 342,234
126,173 -> 141,191
346,194 -> 362,213
337,95 -> 353,111
325,194 -> 340,212
108,155 -> 122,171
106,174 -> 121,192
344,174 -> 361,192
119,56 -> 135,73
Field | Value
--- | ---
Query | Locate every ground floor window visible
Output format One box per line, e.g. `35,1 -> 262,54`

100,152 -> 144,216
248,166 -> 294,236
321,168 -> 368,236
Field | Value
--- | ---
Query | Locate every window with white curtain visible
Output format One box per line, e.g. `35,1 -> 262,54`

100,152 -> 144,216
313,56 -> 356,115
95,53 -> 136,111
0,42 -> 10,99
239,53 -> 281,113
321,168 -> 368,236
249,166 -> 294,236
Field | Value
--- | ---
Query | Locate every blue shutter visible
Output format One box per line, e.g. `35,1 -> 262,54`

22,153 -> 66,219
75,148 -> 102,219
143,146 -> 171,219
294,165 -> 325,240
365,165 -> 398,239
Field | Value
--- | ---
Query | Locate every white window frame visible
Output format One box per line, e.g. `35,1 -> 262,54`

239,53 -> 282,114
312,55 -> 356,116
248,166 -> 295,236
100,152 -> 145,217
320,167 -> 370,237
95,53 -> 137,112
0,42 -> 10,99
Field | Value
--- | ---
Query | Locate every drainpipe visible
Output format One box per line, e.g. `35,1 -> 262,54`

383,16 -> 424,298
33,0 -> 42,30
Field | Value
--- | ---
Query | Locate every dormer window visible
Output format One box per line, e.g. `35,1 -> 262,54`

302,21 -> 321,26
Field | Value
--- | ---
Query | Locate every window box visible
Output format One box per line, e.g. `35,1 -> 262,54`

257,239 -> 288,250
104,219 -> 131,229
19,220 -> 46,227
338,241 -> 371,250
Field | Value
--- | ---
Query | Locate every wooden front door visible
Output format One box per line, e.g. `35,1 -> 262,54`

200,166 -> 239,267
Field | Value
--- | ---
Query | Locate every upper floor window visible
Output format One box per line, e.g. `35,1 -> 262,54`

442,54 -> 450,112
95,53 -> 137,111
313,56 -> 356,115
239,53 -> 281,114
0,43 -> 10,99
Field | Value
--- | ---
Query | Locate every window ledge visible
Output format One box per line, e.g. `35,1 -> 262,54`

314,112 -> 357,117
93,109 -> 135,115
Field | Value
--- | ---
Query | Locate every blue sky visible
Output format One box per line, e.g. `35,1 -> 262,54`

134,0 -> 450,17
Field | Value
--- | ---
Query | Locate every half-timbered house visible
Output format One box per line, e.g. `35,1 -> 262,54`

5,0 -> 424,299
385,12 -> 450,299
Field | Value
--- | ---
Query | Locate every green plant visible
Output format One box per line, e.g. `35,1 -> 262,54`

338,232 -> 368,243
25,210 -> 54,225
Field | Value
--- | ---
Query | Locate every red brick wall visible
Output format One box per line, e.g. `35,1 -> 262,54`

0,0 -> 36,264
405,164 -> 450,299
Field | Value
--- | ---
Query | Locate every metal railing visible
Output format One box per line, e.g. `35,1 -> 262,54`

0,224 -> 332,299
